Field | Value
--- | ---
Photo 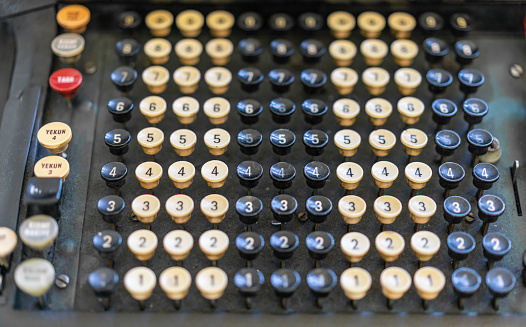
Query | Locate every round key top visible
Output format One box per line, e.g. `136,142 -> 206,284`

159,267 -> 192,301
117,11 -> 142,31
268,68 -> 295,94
300,39 -> 326,64
339,195 -> 367,228
204,128 -> 230,156
306,231 -> 335,261
49,68 -> 83,99
14,258 -> 55,299
419,12 -> 444,33
199,229 -> 229,261
128,229 -> 158,261
51,33 -> 85,63
132,194 -> 160,224
237,12 -> 263,33
443,196 -> 471,232
139,96 -> 166,124
56,4 -> 90,33
19,215 -> 58,251
89,267 -> 119,307
394,68 -> 422,96
37,122 -> 72,154
329,40 -> 357,67
426,68 -> 453,95
110,66 -> 137,93
270,231 -> 299,260
473,163 -> 500,196
269,162 -> 296,190
397,97 -> 425,126
237,161 -> 263,189
483,232 -> 511,268
270,98 -> 296,125
201,160 -> 228,189
369,129 -> 396,157
97,195 -> 125,224
432,99 -> 458,129
145,10 -> 173,37
478,194 -> 505,228
298,13 -> 323,32
300,68 -> 327,93
238,129 -> 262,156
357,11 -> 385,38
327,11 -> 355,38
175,39 -> 203,65
168,161 -> 195,190
0,227 -> 17,268
196,267 -> 229,301
400,128 -> 428,158
333,98 -> 360,127
204,67 -> 232,95
304,162 -> 330,189
447,232 -> 475,266
176,10 -> 204,37
340,267 -> 372,303
206,10 -> 235,37
337,163 -> 363,191
362,67 -> 390,96
124,267 -> 156,301
271,194 -> 298,223
270,129 -> 296,157
173,96 -> 199,124
486,267 -> 516,310
93,230 -> 122,260
376,231 -> 405,263
163,230 -> 194,261
170,129 -> 197,157
270,39 -> 295,64
391,39 -> 418,67
107,97 -> 133,124
405,162 -> 432,191
450,13 -> 473,36
438,162 -> 465,195
303,130 -> 328,157
455,40 -> 480,66
306,196 -> 332,224
414,267 -> 446,302
459,68 -> 485,94
268,13 -> 294,33
411,231 -> 440,263
307,268 -> 338,301
452,267 -> 481,309
435,130 -> 461,159
237,99 -> 263,125
302,99 -> 328,125
380,267 -> 412,305
101,162 -> 127,190
388,12 -> 416,39
341,232 -> 370,263
235,268 -> 264,302
374,196 -> 402,226
334,130 -> 361,159
237,67 -> 264,93
331,67 -> 358,96
365,98 -> 392,126
463,98 -> 489,127
115,39 -> 141,65
206,38 -> 234,66
165,194 -> 194,225
271,269 -> 301,301
423,37 -> 448,64
34,156 -> 69,181
238,38 -> 263,65
200,194 -> 229,224
135,161 -> 163,190
137,127 -> 164,155
236,232 -> 265,261
142,66 -> 169,94
467,129 -> 493,157
360,39 -> 388,66
372,161 -> 398,190
409,195 -> 437,226
204,97 -> 230,125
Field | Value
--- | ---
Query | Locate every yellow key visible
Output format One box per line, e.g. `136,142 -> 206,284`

201,160 -> 228,189
329,40 -> 357,67
394,68 -> 422,96
397,97 -> 425,125
199,229 -> 229,261
170,129 -> 197,157
204,98 -> 230,125
380,267 -> 412,307
204,128 -> 230,156
360,39 -> 388,66
142,66 -> 170,94
144,38 -> 172,65
362,67 -> 390,96
206,11 -> 235,37
163,230 -> 194,261
124,266 -> 157,302
135,161 -> 163,190
159,267 -> 192,301
341,267 -> 372,303
145,10 -> 174,37
137,127 -> 164,156
375,231 -> 405,263
334,129 -> 361,157
408,195 -> 437,227
369,129 -> 396,157
357,11 -> 385,38
34,156 -> 70,181
56,5 -> 91,34
206,38 -> 234,66
336,163 -> 363,191
391,39 -> 419,67
168,161 -> 196,190
139,96 -> 166,124
365,98 -> 392,126
172,96 -> 199,125
173,66 -> 201,94
37,122 -> 72,154
175,39 -> 203,66
411,231 -> 441,264
205,67 -> 232,95
330,67 -> 358,95
132,194 -> 161,224
372,161 -> 399,190
374,196 -> 402,226
127,229 -> 158,261
327,11 -> 355,39
195,266 -> 228,301
333,98 -> 360,127
200,194 -> 229,224
388,12 -> 416,39
0,227 -> 17,268
176,10 -> 204,37
414,267 -> 446,303
339,196 -> 367,226
405,162 -> 432,191
165,194 -> 194,225
400,128 -> 428,158
341,232 -> 370,263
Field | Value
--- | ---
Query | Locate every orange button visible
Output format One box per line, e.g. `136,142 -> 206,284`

56,5 -> 91,33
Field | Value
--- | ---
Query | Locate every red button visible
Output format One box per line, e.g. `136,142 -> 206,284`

49,68 -> 83,98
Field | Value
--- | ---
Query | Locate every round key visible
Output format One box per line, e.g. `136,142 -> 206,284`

267,69 -> 294,95
135,161 -> 162,190
473,162 -> 499,195
400,128 -> 428,157
270,39 -> 295,64
144,38 -> 172,65
170,129 -> 197,157
139,96 -> 166,125
237,129 -> 262,156
237,12 -> 263,33
145,10 -> 173,36
331,67 -> 358,96
435,130 -> 461,159
337,163 -> 363,191
339,193 -> 367,226
270,129 -> 296,157
388,12 -> 416,39
333,98 -> 360,127
467,130 -> 494,162
391,39 -> 418,67
334,130 -> 361,158
117,11 -> 141,32
459,68 -> 485,94
419,12 -> 444,33
304,162 -> 330,189
37,122 -> 72,154
307,268 -> 337,299
132,195 -> 160,224
409,195 -> 437,225
107,97 -> 133,124
306,231 -> 335,261
405,162 -> 432,191
426,68 -> 453,94
397,97 -> 425,126
173,66 -> 200,95
199,230 -> 229,261
172,97 -> 199,125
423,37 -> 448,64
357,11 -> 385,38
300,39 -> 326,64
115,39 -> 141,65
204,98 -> 230,125
168,161 -> 195,190
206,10 -> 234,37
204,67 -> 232,95
454,40 -> 480,66
110,66 -> 137,93
101,162 -> 127,190
236,232 -> 264,261
34,156 -> 70,181
365,98 -> 392,126
201,160 -> 228,189
56,4 -> 90,33
124,267 -> 156,301
394,68 -> 422,96
432,99 -> 457,126
486,267 -> 516,309
438,162 -> 465,193
97,195 -> 125,224
176,10 -> 204,37
196,267 -> 228,301
360,39 -> 388,66
235,268 -> 264,300
200,194 -> 229,224
306,195 -> 332,225
443,196 -> 471,229
327,11 -> 355,38
175,38 -> 203,65
374,196 -> 402,226
137,127 -> 164,156
269,162 -> 296,190
237,67 -> 264,93
51,33 -> 85,63
300,68 -> 327,93
362,67 -> 389,95
414,267 -> 446,301
447,232 -> 475,264
14,258 -> 55,298
303,130 -> 328,157
204,128 -> 230,156
128,229 -> 158,261
371,161 -> 398,190
411,231 -> 440,263
301,99 -> 327,125
159,267 -> 192,301
237,161 -> 263,189
340,267 -> 372,302
271,269 -> 301,300
206,38 -> 234,66
369,129 -> 396,157
452,267 -> 481,309
0,227 -> 17,267
237,99 -> 263,125
142,66 -> 169,94
270,231 -> 299,260
463,98 -> 489,127
165,194 -> 194,224
328,40 -> 357,67
483,232 -> 511,266
271,194 -> 297,223
93,230 -> 122,260
450,13 -> 473,36
49,68 -> 83,99
380,267 -> 412,301
478,194 -> 505,225
163,230 -> 194,261
340,232 -> 370,263
89,267 -> 119,305
268,13 -> 294,33
238,39 -> 262,65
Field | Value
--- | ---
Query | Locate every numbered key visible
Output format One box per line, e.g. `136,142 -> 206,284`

139,96 -> 166,125
336,162 -> 363,191
397,97 -> 425,126
376,231 -> 405,265
414,267 -> 446,309
427,69 -> 453,95
304,161 -> 330,190
483,232 -> 511,269
159,267 -> 192,306
394,68 -> 422,96
145,10 -> 173,37
175,39 -> 203,65
235,268 -> 264,309
142,66 -> 169,94
463,98 -> 489,129
327,11 -> 355,38
300,68 -> 327,93
165,194 -> 194,225
443,196 -> 471,234
101,162 -> 127,191
360,39 -> 388,66
369,129 -> 396,157
236,232 -> 265,261
37,122 -> 72,154
88,267 -> 119,310
371,161 -> 398,192
206,38 -> 234,66
170,129 -> 197,157
199,229 -> 229,262
131,194 -> 160,224
124,266 -> 156,308
380,267 -> 412,309
93,230 -> 122,262
447,231 -> 476,269
163,230 -> 194,261
388,12 -> 416,38
270,162 -> 296,191
237,99 -> 263,125
201,160 -> 228,189
270,39 -> 295,64
438,162 -> 465,198
341,232 -> 370,263
137,127 -> 164,156
271,268 -> 301,309
300,39 -> 326,64
204,128 -> 230,156
450,13 -> 473,36
271,194 -> 298,224
357,11 -> 385,38
270,231 -> 299,261
405,162 -> 432,194
302,99 -> 328,125
419,12 -> 444,34
204,67 -> 232,95
340,267 -> 372,308
204,97 -> 230,125
303,130 -> 329,157
478,194 -> 505,235
487,267 -> 517,311
237,161 -> 263,189
307,268 -> 337,307
452,267 -> 481,310
331,68 -> 358,96
176,10 -> 204,37
135,161 -> 163,190
144,38 -> 172,65
270,129 -> 296,158
306,231 -> 335,261
400,128 -> 428,159
238,67 -> 264,93
201,194 -> 229,225
107,97 -> 133,124
238,38 -> 263,63
269,13 -> 294,33
329,40 -> 357,67
339,196 -> 366,228
173,67 -> 201,95
237,129 -> 262,156
391,39 -> 418,67
270,98 -> 295,124
473,163 -> 500,199
97,195 -> 125,225
168,161 -> 195,190
435,130 -> 461,163
268,69 -> 295,94
454,40 -> 480,66
127,229 -> 158,262
362,67 -> 390,95
458,68 -> 485,95
333,98 -> 360,127
365,98 -> 392,126
411,231 -> 440,266
206,10 -> 235,37
374,196 -> 402,229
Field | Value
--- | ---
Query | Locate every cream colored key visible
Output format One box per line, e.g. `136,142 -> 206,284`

137,127 -> 164,156
199,229 -> 229,261
397,97 -> 425,125
337,163 -> 363,191
391,39 -> 419,67
19,215 -> 58,251
372,161 -> 399,190
201,160 -> 228,189
334,129 -> 361,158
333,98 -> 360,127
380,267 -> 412,302
204,98 -> 230,125
144,38 -> 172,65
173,97 -> 199,124
369,129 -> 396,157
357,11 -> 385,38
160,267 -> 192,301
205,67 -> 232,95
175,39 -> 203,66
360,39 -> 388,66
200,194 -> 229,224
176,10 -> 204,37
124,266 -> 157,301
329,40 -> 357,67
37,122 -> 72,154
365,98 -> 392,126
142,66 -> 170,94
135,161 -> 163,190
327,11 -> 355,38
163,230 -> 194,261
362,67 -> 390,96
376,231 -> 405,263
165,194 -> 194,224
168,161 -> 196,190
401,128 -> 428,157
132,194 -> 161,224
170,129 -> 197,157
394,68 -> 422,96
409,195 -> 437,226
51,33 -> 85,63
146,10 -> 174,37
411,231 -> 441,263
140,96 -> 167,124
206,11 -> 235,37
195,266 -> 228,300
14,258 -> 55,299
204,128 -> 230,156
374,196 -> 402,226
0,227 -> 17,268
173,66 -> 201,94
331,67 -> 358,95
414,267 -> 446,301
341,232 -> 370,263
388,12 -> 416,39
206,38 -> 234,66
341,267 -> 372,301
339,196 -> 367,226
405,162 -> 432,191
128,229 -> 158,261
34,156 -> 70,181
